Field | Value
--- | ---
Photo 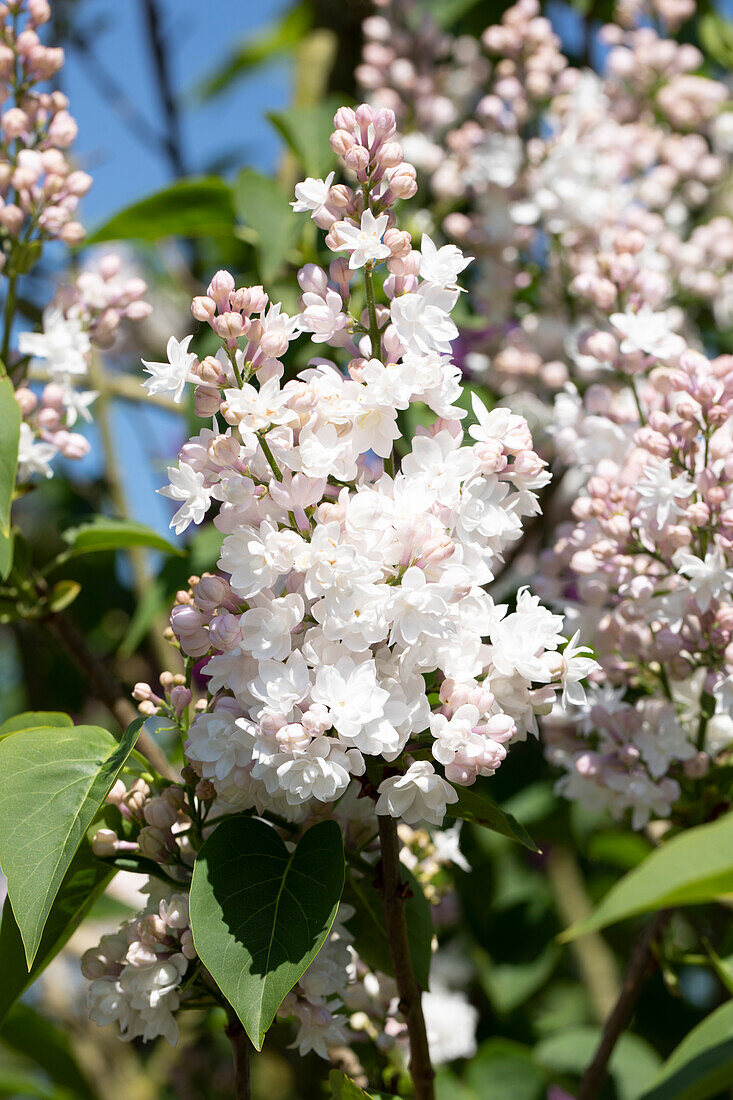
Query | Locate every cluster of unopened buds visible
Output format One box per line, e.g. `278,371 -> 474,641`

358,0 -> 733,409
0,0 -> 89,251
91,777 -> 194,870
541,330 -> 733,827
13,255 -> 151,480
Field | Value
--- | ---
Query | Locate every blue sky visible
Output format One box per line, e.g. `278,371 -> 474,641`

54,0 -> 293,535
66,0 -> 292,223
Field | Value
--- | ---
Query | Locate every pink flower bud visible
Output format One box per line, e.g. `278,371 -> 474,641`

189,297 -> 217,327
2,107 -> 27,138
213,311 -> 244,340
48,110 -> 78,147
377,141 -> 404,169
125,300 -> 152,322
14,387 -> 36,416
354,103 -> 374,130
207,269 -> 235,308
28,0 -> 51,23
297,263 -> 328,296
194,573 -> 233,612
92,828 -> 119,857
330,129 -> 355,158
333,106 -> 356,131
65,170 -> 92,196
372,107 -> 397,139
209,613 -> 242,651
208,433 -> 240,467
60,222 -> 85,245
344,144 -> 370,175
387,164 -> 418,199
194,384 -> 222,417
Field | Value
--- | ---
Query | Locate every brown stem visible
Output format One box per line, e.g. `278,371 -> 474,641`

577,911 -> 668,1100
45,611 -> 176,780
377,814 -> 435,1100
224,1016 -> 251,1100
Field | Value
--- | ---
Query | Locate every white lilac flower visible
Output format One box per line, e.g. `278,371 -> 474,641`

636,462 -> 694,527
158,462 -> 212,535
419,233 -> 472,290
19,306 -> 90,378
16,422 -> 57,480
390,284 -> 459,354
334,209 -> 391,269
291,171 -> 335,218
376,761 -> 459,826
559,632 -> 599,707
423,986 -> 479,1065
610,306 -> 680,359
674,547 -> 733,612
142,334 -> 198,403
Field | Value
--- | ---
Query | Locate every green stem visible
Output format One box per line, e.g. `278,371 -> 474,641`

364,263 -> 381,360
257,431 -> 283,482
1,271 -> 16,369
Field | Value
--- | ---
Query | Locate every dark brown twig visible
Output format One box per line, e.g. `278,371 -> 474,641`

377,814 -> 435,1100
139,0 -> 186,178
224,1015 -> 251,1100
577,911 -> 668,1100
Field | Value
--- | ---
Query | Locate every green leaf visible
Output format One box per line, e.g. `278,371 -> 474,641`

0,375 -> 20,580
536,1027 -> 662,1100
13,238 -> 43,275
698,14 -> 733,68
639,1000 -> 733,1100
0,1065 -> 64,1098
189,816 -> 345,1049
268,96 -> 342,178
478,944 -> 560,1016
418,0 -> 487,28
445,779 -> 540,852
195,3 -> 312,101
86,177 -> 235,243
48,579 -> 81,613
328,1069 -> 398,1099
0,524 -> 12,582
0,718 -> 142,965
0,840 -> 113,1024
1,1004 -> 97,1100
561,812 -> 733,940
343,864 -> 432,991
465,1039 -> 546,1100
702,940 -> 733,997
62,516 -> 183,557
0,711 -> 73,738
234,168 -> 301,282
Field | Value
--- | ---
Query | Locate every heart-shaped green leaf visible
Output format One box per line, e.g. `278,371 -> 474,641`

189,816 -> 345,1049
0,712 -> 73,738
0,719 -> 142,965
